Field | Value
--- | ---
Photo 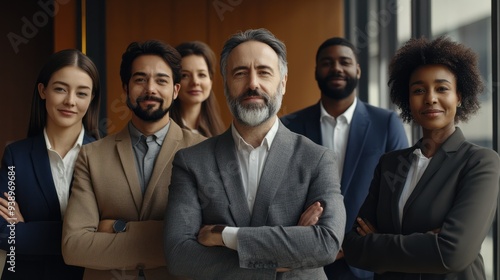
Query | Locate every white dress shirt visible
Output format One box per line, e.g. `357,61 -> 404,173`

398,148 -> 431,225
44,127 -> 85,218
320,98 -> 357,179
222,118 -> 280,250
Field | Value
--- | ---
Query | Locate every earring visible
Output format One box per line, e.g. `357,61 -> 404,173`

457,102 -> 462,108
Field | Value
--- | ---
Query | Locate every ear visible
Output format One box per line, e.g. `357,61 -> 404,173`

38,83 -> 46,99
356,63 -> 361,79
281,74 -> 288,96
173,83 -> 180,100
122,84 -> 128,94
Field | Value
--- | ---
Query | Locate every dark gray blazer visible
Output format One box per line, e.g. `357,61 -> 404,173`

343,127 -> 500,280
164,121 -> 346,280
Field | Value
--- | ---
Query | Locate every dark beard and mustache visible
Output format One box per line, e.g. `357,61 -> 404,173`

226,86 -> 283,127
315,72 -> 358,100
126,94 -> 171,122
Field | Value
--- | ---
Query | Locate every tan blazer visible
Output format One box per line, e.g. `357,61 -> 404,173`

62,121 -> 204,280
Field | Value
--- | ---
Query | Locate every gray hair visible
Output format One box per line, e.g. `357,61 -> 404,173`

220,28 -> 288,81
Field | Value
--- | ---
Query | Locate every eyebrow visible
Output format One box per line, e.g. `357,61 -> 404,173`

182,69 -> 209,73
231,65 -> 274,74
132,72 -> 171,78
409,79 -> 452,87
52,81 -> 91,90
319,56 -> 353,62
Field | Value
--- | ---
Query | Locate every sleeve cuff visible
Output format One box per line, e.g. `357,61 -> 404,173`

222,226 -> 239,250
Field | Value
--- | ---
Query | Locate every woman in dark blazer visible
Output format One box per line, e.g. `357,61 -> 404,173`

343,36 -> 500,280
0,49 -> 101,279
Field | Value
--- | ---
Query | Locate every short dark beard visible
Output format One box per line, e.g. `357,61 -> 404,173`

316,72 -> 358,100
126,94 -> 171,122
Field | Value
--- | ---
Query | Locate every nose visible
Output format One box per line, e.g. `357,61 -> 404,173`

191,75 -> 200,86
248,70 -> 259,91
330,61 -> 342,74
145,79 -> 157,95
64,92 -> 76,106
424,90 -> 437,105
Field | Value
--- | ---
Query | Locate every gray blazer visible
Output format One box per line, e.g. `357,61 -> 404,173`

164,122 -> 346,280
343,127 -> 500,280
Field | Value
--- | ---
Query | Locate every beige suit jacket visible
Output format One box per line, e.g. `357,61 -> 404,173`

62,121 -> 205,280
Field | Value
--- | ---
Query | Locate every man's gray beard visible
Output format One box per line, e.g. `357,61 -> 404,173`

226,84 -> 283,127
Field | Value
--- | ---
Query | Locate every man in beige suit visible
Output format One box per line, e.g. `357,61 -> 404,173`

62,40 -> 204,280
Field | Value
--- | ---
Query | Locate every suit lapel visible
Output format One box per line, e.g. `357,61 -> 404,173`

250,123 -> 293,226
141,122 -> 182,218
68,133 -> 95,191
403,128 -> 465,215
31,134 -> 61,219
303,103 -> 322,145
388,149 -> 414,232
115,128 -> 143,214
215,129 -> 252,227
342,102 -> 370,193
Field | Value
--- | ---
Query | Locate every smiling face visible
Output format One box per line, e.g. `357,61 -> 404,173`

409,64 -> 461,136
178,55 -> 212,106
38,66 -> 93,132
224,40 -> 287,127
315,45 -> 360,100
125,54 -> 180,123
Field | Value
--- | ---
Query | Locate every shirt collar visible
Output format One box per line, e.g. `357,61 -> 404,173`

320,97 -> 357,124
231,117 -> 279,151
43,126 -> 85,151
128,121 -> 170,146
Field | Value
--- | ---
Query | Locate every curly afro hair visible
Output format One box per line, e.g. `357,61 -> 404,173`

388,36 -> 483,123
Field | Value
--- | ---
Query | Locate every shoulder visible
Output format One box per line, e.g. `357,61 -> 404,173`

279,125 -> 330,155
360,101 -> 399,119
376,146 -> 414,167
179,128 -> 206,147
4,137 -> 36,151
3,135 -> 44,156
460,141 -> 500,166
280,103 -> 319,124
79,130 -> 121,154
358,102 -> 406,137
177,132 -> 219,155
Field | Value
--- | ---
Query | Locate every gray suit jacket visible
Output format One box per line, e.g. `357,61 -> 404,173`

343,128 -> 500,280
164,122 -> 346,280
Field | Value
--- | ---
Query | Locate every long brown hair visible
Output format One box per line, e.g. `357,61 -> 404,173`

28,49 -> 101,139
172,41 -> 225,137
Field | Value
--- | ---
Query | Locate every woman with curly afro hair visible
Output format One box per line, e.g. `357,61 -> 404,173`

343,36 -> 500,280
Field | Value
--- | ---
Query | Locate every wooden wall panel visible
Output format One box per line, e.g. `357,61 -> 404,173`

105,0 -> 343,134
206,0 -> 344,123
54,0 -> 77,51
0,2 -> 54,158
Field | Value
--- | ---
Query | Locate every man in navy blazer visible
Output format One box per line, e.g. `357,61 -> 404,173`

281,37 -> 408,280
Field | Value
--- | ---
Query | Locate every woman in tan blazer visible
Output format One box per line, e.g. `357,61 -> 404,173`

343,36 -> 500,280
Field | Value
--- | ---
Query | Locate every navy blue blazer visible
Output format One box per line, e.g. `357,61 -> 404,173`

281,101 -> 408,279
0,133 -> 93,279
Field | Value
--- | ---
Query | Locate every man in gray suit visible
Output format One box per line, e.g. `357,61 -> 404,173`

164,28 -> 346,279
